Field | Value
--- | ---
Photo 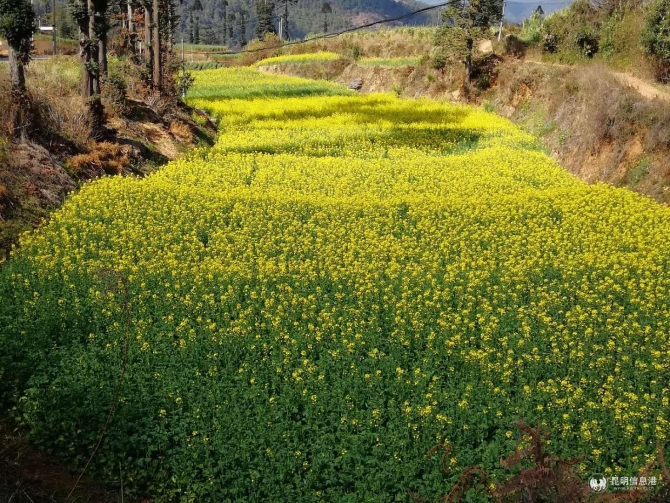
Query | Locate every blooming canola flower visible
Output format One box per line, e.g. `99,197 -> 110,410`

1,66 -> 669,501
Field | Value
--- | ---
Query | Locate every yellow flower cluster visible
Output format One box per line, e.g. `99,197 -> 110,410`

254,51 -> 341,67
3,67 -> 670,498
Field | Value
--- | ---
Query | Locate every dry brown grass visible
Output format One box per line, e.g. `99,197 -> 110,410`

493,61 -> 670,202
169,120 -> 193,143
67,142 -> 131,177
237,35 -> 285,66
0,77 -> 13,137
31,96 -> 91,148
24,58 -> 91,149
292,28 -> 438,59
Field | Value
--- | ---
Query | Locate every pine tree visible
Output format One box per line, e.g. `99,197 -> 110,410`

255,0 -> 275,39
227,12 -> 234,40
193,15 -> 200,43
220,0 -> 228,45
321,1 -> 331,33
191,0 -> 203,44
236,7 -> 247,46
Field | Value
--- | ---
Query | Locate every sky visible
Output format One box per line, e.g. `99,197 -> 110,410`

420,0 -> 573,23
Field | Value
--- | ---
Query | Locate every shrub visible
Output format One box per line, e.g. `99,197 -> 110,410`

642,0 -> 670,81
102,71 -> 129,117
349,44 -> 362,61
543,33 -> 559,53
541,0 -> 601,57
504,34 -> 527,58
520,11 -> 543,44
575,29 -> 600,57
431,53 -> 448,71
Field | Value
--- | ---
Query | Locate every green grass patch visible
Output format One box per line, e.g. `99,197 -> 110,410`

254,52 -> 341,67
358,57 -> 422,67
186,66 -> 349,101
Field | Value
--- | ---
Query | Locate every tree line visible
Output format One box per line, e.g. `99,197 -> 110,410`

176,0 -> 431,47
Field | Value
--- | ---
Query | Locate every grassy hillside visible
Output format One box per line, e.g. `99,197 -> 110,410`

1,66 -> 669,501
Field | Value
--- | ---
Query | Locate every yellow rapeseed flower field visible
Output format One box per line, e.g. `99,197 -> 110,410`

0,67 -> 668,501
254,51 -> 341,67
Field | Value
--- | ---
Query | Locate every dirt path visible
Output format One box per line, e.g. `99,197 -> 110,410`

524,58 -> 670,102
612,72 -> 670,102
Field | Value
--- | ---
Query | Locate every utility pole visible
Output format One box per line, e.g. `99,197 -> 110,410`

52,0 -> 56,55
278,15 -> 283,40
498,0 -> 506,41
181,38 -> 185,98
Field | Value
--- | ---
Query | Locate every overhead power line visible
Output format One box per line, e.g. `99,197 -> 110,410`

506,1 -> 570,4
209,1 -> 453,55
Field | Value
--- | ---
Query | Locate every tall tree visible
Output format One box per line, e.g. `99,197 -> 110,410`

235,6 -> 246,46
193,15 -> 200,43
275,0 -> 296,40
321,1 -> 331,33
435,0 -> 503,85
96,0 -> 110,75
219,0 -> 227,45
152,0 -> 161,88
72,0 -> 108,137
227,11 -> 233,41
140,0 -> 151,65
0,0 -> 36,135
190,0 -> 202,44
255,0 -> 274,39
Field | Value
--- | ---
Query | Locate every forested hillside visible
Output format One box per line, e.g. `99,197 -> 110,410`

176,0 -> 437,46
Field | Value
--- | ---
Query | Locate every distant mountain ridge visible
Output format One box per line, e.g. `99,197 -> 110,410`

178,0 -> 438,46
421,0 -> 572,23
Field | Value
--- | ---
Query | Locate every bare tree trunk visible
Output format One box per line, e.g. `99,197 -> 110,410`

8,47 -> 25,92
89,0 -> 100,97
464,37 -> 473,86
127,0 -> 137,56
8,45 -> 26,136
52,0 -> 57,55
87,0 -> 103,137
152,0 -> 161,92
80,13 -> 92,98
167,0 -> 174,48
144,5 -> 151,61
99,35 -> 108,75
127,0 -> 133,32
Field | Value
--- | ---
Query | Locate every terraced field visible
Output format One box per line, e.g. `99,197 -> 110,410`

0,67 -> 668,501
